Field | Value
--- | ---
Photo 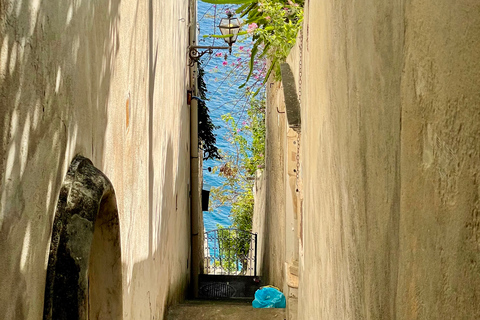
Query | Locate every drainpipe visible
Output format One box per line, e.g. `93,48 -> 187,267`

189,0 -> 201,298
190,98 -> 201,298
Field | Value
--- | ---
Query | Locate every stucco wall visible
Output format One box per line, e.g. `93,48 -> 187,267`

397,1 -> 480,318
297,0 -> 480,319
263,79 -> 287,289
252,169 -> 266,276
0,0 -> 192,318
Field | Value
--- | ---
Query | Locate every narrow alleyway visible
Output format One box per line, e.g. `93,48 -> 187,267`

166,300 -> 285,320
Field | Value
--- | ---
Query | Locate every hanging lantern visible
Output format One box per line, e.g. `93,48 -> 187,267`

218,11 -> 241,52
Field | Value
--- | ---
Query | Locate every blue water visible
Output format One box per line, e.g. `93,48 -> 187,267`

197,1 -> 252,232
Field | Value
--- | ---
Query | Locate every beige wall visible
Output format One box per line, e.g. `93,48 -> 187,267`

0,0 -> 192,318
398,1 -> 480,318
297,0 -> 480,319
262,79 -> 287,289
252,169 -> 266,276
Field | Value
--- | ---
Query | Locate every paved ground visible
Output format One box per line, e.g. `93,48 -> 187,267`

166,300 -> 285,320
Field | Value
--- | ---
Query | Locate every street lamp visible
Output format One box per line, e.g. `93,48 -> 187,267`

188,11 -> 241,66
218,11 -> 241,48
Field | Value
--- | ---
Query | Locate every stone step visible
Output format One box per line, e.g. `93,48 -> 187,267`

166,300 -> 285,320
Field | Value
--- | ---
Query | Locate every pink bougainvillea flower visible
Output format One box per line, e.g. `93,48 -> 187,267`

247,23 -> 258,33
265,16 -> 271,21
222,61 -> 228,66
215,52 -> 223,57
239,46 -> 244,50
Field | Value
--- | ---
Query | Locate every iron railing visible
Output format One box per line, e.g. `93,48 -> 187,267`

204,228 -> 257,276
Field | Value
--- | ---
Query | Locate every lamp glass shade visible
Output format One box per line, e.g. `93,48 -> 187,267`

218,17 -> 241,45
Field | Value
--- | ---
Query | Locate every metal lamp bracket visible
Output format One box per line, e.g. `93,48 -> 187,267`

188,45 -> 231,66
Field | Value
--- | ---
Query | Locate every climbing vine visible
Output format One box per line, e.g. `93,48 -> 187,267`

198,62 -> 221,160
210,98 -> 265,232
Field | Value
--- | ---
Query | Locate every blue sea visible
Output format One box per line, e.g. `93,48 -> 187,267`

197,1 -> 252,232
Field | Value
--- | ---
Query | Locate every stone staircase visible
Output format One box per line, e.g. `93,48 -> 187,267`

166,300 -> 285,320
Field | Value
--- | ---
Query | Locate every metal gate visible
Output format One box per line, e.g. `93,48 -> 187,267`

204,228 -> 257,276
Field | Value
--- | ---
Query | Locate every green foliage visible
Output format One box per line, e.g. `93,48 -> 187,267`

210,98 -> 265,232
199,2 -> 269,268
215,227 -> 252,274
201,0 -> 304,85
240,0 -> 304,82
197,62 -> 221,160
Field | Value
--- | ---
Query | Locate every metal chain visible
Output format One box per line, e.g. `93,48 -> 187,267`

295,28 -> 303,193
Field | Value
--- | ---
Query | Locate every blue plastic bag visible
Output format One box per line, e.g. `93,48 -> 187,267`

252,286 -> 286,308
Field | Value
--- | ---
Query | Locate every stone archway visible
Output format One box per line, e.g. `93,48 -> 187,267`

43,155 -> 122,320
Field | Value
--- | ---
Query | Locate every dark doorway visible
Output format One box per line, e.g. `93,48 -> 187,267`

43,155 -> 122,320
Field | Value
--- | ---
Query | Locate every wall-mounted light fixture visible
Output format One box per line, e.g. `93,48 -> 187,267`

188,11 -> 241,66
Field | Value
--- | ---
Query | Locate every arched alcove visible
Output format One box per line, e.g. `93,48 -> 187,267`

43,155 -> 122,320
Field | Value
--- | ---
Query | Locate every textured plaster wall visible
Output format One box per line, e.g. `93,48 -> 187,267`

252,170 -> 266,276
0,0 -> 191,318
297,0 -> 480,319
263,79 -> 287,289
397,1 -> 480,318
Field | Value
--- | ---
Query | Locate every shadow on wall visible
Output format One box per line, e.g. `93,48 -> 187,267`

128,138 -> 190,318
121,0 -> 191,316
0,0 -> 120,318
43,155 -> 122,320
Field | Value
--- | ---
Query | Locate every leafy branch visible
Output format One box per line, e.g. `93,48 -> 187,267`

198,62 -> 221,160
209,98 -> 265,232
201,0 -> 304,90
